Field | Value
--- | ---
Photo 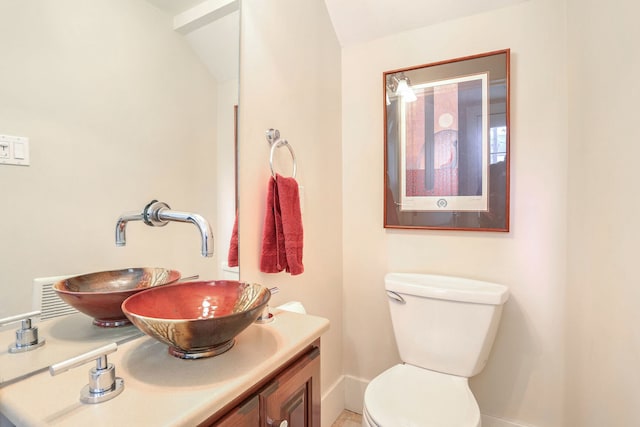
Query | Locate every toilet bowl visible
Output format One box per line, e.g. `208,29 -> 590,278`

362,273 -> 509,427
362,365 -> 479,427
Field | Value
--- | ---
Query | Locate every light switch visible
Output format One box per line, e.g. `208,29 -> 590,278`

13,142 -> 25,159
0,134 -> 30,166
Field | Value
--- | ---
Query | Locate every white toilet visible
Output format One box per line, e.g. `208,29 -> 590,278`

362,273 -> 509,427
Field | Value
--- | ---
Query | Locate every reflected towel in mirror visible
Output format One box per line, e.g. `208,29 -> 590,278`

228,212 -> 238,267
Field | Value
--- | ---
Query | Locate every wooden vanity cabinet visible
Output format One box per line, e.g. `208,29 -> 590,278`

203,339 -> 321,427
212,395 -> 260,426
261,344 -> 320,427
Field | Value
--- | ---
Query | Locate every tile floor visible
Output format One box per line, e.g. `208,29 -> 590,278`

331,410 -> 362,427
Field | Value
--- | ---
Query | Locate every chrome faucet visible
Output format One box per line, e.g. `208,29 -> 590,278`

115,200 -> 214,257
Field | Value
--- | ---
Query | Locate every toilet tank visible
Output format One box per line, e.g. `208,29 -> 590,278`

385,273 -> 509,378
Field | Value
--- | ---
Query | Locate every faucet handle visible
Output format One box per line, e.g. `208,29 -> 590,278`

0,310 -> 46,353
50,343 -> 124,404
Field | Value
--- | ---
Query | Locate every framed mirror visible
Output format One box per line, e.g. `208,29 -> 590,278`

384,49 -> 510,231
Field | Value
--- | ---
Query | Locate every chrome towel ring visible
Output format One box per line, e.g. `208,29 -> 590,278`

266,128 -> 297,179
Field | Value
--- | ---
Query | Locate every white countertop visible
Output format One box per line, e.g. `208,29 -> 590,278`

0,309 -> 329,427
0,313 -> 142,386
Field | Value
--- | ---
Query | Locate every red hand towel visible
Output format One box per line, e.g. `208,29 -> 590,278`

276,174 -> 304,275
260,176 -> 287,273
227,212 -> 238,267
260,174 -> 304,275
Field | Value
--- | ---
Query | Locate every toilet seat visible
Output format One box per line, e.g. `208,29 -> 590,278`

363,364 -> 480,427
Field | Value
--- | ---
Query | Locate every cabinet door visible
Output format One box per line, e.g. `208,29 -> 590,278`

213,395 -> 260,427
261,346 -> 320,427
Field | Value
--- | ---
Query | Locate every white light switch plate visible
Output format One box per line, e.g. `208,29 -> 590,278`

0,134 -> 30,166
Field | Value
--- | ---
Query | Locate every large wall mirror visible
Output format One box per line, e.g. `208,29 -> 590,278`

384,49 -> 510,231
0,0 -> 239,385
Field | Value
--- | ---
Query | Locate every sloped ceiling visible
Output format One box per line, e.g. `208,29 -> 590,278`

144,0 -> 528,81
145,0 -> 239,83
323,0 -> 528,47
145,0 -> 204,15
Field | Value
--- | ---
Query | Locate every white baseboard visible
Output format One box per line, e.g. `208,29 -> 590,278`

482,414 -> 533,427
322,375 -> 346,427
343,375 -> 368,413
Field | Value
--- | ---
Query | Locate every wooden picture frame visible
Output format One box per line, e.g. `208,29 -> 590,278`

384,49 -> 510,231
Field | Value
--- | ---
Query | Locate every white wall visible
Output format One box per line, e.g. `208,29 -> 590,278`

0,0 -> 220,318
341,0 -> 568,426
566,0 -> 640,425
238,1 -> 343,425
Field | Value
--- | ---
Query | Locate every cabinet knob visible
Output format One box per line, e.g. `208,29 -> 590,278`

267,418 -> 288,427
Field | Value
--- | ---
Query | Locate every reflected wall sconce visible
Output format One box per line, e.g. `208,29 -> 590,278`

386,73 -> 417,104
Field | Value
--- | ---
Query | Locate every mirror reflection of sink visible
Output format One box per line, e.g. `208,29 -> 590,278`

52,268 -> 181,328
121,281 -> 271,359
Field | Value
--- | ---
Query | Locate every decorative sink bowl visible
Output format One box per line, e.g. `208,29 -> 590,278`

121,281 -> 271,359
53,268 -> 181,328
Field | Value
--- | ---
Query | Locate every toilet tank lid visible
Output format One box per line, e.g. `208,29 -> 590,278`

385,273 -> 509,305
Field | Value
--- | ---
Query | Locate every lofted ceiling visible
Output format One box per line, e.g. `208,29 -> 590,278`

145,0 -> 240,83
145,0 -> 205,15
144,0 -> 528,81
324,0 -> 528,46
